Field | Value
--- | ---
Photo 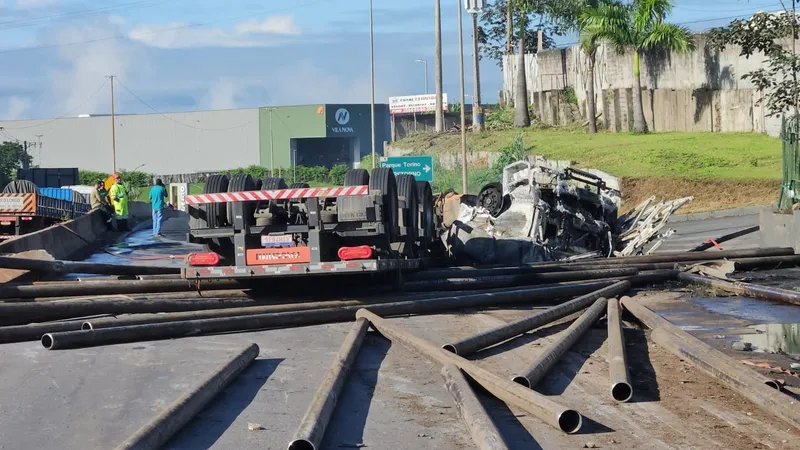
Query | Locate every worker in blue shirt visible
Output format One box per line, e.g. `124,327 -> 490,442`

149,179 -> 169,237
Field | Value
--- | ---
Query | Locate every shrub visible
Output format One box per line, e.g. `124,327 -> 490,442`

79,170 -> 108,186
329,164 -> 349,186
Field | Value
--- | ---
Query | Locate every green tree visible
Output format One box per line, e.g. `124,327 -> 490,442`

0,141 -> 32,181
478,0 -> 555,66
707,11 -> 800,116
581,0 -> 695,133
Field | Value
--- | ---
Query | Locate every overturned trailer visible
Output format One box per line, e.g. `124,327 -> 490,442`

443,157 -> 691,265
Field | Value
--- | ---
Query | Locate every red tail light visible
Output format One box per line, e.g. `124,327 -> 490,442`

21,217 -> 33,221
186,252 -> 220,266
338,245 -> 373,261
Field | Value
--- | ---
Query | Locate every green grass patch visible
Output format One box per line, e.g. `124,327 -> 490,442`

396,129 -> 782,180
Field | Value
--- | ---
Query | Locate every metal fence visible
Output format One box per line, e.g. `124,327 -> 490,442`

779,115 -> 800,209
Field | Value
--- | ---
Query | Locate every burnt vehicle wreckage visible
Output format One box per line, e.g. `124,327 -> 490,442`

445,157 -> 693,265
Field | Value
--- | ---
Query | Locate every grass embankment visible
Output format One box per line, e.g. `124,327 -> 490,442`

397,129 -> 782,213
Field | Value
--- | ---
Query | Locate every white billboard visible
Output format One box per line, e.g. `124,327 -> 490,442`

389,94 -> 449,115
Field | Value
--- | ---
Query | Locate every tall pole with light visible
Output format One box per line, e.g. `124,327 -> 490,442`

467,0 -> 484,131
415,59 -> 429,94
457,0 -> 468,194
369,0 -> 377,168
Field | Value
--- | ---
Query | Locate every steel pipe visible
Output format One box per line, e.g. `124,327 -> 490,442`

114,343 -> 259,450
443,281 -> 630,356
678,272 -> 800,306
513,297 -> 609,389
441,364 -> 509,450
0,256 -> 181,276
0,278 -> 243,300
620,296 -> 800,430
607,298 -> 632,402
355,309 -> 582,434
0,297 -> 280,326
288,318 -> 371,450
0,319 -> 85,344
690,226 -> 760,251
402,268 -> 637,292
42,281 -> 618,350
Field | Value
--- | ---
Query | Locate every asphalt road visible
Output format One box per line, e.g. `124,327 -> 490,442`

653,214 -> 760,253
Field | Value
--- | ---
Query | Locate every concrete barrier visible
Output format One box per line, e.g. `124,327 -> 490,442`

759,208 -> 800,253
0,210 -> 109,261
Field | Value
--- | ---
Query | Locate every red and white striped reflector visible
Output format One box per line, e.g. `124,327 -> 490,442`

185,185 -> 370,205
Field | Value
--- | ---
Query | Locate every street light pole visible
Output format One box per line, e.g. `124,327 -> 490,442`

369,0 -> 377,169
471,12 -> 483,131
457,0 -> 467,194
434,0 -> 444,132
415,59 -> 429,94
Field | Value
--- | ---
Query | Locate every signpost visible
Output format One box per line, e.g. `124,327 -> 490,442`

380,155 -> 434,182
389,94 -> 449,115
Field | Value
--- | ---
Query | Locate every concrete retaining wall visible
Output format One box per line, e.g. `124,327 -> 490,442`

759,208 -> 800,253
0,210 -> 108,261
503,35 -> 783,135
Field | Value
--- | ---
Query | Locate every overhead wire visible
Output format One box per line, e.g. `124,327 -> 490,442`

115,78 -> 255,131
2,80 -> 109,129
0,0 -> 178,31
0,0 -> 333,55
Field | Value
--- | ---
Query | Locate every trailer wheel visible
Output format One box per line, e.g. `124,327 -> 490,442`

2,180 -> 37,193
289,182 -> 310,189
416,181 -> 435,245
262,177 -> 288,190
227,173 -> 257,226
255,179 -> 263,190
478,182 -> 505,217
369,167 -> 399,242
201,174 -> 233,262
344,168 -> 370,187
397,175 -> 419,256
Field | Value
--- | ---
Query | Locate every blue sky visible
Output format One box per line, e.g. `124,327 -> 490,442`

0,0 -> 785,120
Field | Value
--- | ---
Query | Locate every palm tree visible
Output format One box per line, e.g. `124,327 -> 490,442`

581,0 -> 695,133
514,0 -> 532,128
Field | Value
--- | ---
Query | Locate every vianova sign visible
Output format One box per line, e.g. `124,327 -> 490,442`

332,108 -> 354,133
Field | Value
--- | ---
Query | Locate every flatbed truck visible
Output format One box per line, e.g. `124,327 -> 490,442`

0,186 -> 90,240
183,168 -> 436,280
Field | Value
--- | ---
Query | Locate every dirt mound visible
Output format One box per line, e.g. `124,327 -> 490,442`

622,178 -> 780,214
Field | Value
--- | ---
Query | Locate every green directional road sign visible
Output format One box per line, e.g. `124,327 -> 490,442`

380,155 -> 434,182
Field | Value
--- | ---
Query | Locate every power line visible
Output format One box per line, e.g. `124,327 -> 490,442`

114,78 -> 255,131
674,3 -> 781,13
2,80 -> 109,129
0,0 -> 333,55
0,0 -> 177,31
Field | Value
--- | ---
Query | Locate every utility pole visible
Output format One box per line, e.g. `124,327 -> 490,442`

34,134 -> 42,166
369,0 -> 377,168
415,59 -> 429,94
268,108 -> 275,176
457,0 -> 468,194
21,141 -> 29,170
106,75 -> 117,173
434,0 -> 444,132
468,0 -> 484,131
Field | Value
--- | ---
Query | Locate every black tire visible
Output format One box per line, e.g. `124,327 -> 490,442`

255,179 -> 263,190
201,174 -> 232,262
416,181 -> 435,244
345,168 -> 370,186
478,183 -> 504,217
2,180 -> 37,193
262,177 -> 288,190
227,173 -> 257,225
289,182 -> 310,189
396,174 -> 419,255
369,167 -> 399,242
202,174 -> 229,227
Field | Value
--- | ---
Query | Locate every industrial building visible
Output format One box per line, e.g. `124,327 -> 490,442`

0,104 -> 391,176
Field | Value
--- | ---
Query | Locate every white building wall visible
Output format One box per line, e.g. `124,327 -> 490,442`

0,108 -> 261,175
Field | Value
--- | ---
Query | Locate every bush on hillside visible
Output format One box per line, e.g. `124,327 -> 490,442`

79,169 -> 153,187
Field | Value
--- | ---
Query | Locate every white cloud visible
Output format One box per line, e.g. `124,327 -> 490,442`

234,15 -> 301,35
15,0 -> 58,8
48,22 -> 142,116
4,96 -> 30,120
128,15 -> 302,49
200,78 -> 242,110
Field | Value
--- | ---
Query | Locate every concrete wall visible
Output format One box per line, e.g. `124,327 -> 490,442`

0,210 -> 108,261
759,208 -> 800,253
502,35 -> 783,135
0,109 -> 261,174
